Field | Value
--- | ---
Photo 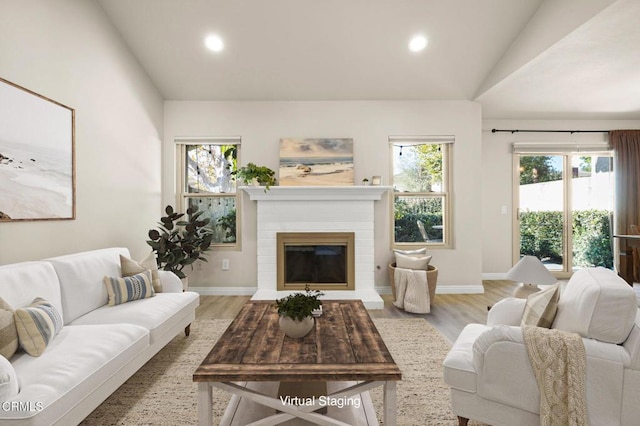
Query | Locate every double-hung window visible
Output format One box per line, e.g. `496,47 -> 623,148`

390,136 -> 453,248
176,137 -> 240,247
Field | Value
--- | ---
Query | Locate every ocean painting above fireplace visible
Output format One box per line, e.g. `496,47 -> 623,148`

277,232 -> 355,291
279,138 -> 354,186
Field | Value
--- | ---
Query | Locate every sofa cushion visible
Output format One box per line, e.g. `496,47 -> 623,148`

4,323 -> 149,423
14,298 -> 63,357
70,292 -> 199,344
120,253 -> 162,293
521,284 -> 560,328
553,268 -> 636,344
0,297 -> 18,359
104,270 -> 155,306
46,248 -> 130,324
0,354 -> 19,403
0,261 -> 63,317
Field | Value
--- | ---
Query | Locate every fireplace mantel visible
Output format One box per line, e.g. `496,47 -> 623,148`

244,185 -> 388,309
241,185 -> 391,201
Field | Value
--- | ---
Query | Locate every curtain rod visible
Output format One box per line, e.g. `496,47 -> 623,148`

491,129 -> 609,134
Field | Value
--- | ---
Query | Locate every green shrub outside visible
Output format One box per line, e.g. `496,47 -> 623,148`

394,197 -> 443,242
394,204 -> 612,268
519,209 -> 612,269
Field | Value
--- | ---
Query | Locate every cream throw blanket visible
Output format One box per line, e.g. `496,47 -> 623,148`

393,267 -> 430,313
522,326 -> 588,426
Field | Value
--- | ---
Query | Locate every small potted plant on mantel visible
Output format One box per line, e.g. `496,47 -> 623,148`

275,287 -> 323,338
147,205 -> 214,290
234,162 -> 277,191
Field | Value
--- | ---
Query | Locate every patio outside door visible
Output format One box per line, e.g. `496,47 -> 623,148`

515,153 -> 614,277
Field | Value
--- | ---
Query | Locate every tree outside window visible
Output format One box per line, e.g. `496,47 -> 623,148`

181,142 -> 239,246
391,139 -> 450,247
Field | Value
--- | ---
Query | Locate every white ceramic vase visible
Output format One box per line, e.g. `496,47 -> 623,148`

278,316 -> 314,338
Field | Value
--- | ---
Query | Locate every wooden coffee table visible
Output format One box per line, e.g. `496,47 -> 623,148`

193,300 -> 402,425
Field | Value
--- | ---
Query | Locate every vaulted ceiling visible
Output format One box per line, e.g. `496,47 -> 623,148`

98,0 -> 640,119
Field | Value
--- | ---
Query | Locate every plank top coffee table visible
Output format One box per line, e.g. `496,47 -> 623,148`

193,300 -> 402,425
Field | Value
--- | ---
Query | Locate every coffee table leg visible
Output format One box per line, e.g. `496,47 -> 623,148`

384,380 -> 397,426
198,382 -> 212,425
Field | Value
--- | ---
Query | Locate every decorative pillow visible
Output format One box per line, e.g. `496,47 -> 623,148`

521,284 -> 560,328
104,270 -> 155,306
0,297 -> 18,360
395,252 -> 432,270
120,252 -> 162,293
393,248 -> 427,255
14,297 -> 63,357
0,355 -> 19,402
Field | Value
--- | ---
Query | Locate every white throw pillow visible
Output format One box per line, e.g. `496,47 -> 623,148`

0,355 -> 18,402
521,284 -> 560,328
120,253 -> 162,293
393,248 -> 427,255
395,252 -> 432,270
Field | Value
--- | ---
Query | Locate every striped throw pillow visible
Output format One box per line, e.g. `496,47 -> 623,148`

104,270 -> 155,306
0,297 -> 18,359
14,297 -> 63,357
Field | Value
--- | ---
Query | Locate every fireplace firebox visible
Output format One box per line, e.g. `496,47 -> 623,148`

277,232 -> 355,291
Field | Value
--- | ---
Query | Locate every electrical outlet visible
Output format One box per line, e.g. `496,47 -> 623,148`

222,259 -> 230,270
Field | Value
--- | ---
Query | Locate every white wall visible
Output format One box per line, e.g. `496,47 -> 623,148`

481,119 -> 640,277
0,0 -> 163,263
164,101 -> 483,293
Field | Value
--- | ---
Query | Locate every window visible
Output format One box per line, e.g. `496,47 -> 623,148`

390,136 -> 453,248
176,137 -> 239,247
513,142 -> 613,276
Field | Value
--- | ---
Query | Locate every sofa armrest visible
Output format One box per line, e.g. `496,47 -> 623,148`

487,297 -> 526,326
157,270 -> 183,293
470,325 -> 539,412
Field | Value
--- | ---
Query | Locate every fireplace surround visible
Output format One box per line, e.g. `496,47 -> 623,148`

243,186 -> 389,309
277,232 -> 355,291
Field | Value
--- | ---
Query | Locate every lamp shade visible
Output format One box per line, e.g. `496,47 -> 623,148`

506,256 -> 557,286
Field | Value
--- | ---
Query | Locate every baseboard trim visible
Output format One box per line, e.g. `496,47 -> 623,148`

482,273 -> 509,280
190,286 -> 257,296
192,284 -> 485,296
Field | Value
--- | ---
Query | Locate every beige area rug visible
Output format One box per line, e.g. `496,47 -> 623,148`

82,318 -> 474,425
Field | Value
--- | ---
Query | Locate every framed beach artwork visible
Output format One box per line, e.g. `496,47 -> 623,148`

279,138 -> 354,186
0,77 -> 75,221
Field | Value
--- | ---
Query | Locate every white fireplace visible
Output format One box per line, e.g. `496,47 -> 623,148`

243,186 -> 389,309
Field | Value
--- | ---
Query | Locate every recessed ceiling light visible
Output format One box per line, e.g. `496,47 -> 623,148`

409,35 -> 428,52
204,34 -> 224,52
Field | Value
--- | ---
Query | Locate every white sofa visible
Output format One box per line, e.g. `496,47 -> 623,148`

443,267 -> 640,426
0,247 -> 200,425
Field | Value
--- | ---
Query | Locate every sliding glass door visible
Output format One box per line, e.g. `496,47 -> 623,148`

515,152 -> 613,276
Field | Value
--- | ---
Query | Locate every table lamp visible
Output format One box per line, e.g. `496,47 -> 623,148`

506,255 -> 557,299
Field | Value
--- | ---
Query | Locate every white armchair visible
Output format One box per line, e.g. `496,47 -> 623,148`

443,268 -> 640,426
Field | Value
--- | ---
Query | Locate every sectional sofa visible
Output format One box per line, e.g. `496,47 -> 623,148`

0,247 -> 200,425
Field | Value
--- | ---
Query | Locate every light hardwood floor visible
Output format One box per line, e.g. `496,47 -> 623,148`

195,280 -> 518,343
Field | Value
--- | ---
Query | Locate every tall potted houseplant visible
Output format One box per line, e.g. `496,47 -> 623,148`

275,287 -> 323,338
147,205 -> 214,288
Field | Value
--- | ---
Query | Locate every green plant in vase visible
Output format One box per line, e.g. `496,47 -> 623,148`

275,286 -> 323,338
147,205 -> 214,279
234,162 -> 276,191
